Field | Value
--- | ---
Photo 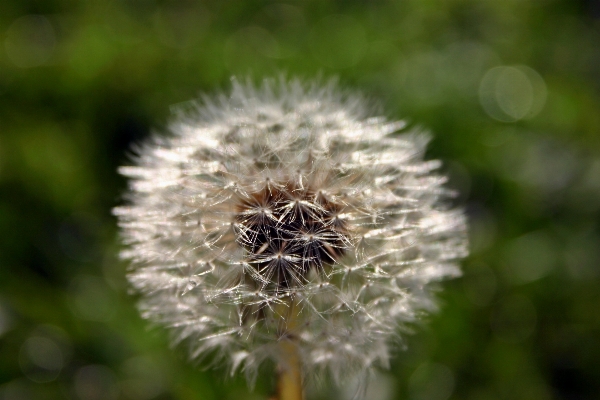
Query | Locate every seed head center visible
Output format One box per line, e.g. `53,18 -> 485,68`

234,181 -> 349,287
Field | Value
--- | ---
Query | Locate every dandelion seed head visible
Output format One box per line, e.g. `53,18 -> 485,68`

114,77 -> 468,386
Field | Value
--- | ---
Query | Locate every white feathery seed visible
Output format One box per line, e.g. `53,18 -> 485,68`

114,78 -> 468,387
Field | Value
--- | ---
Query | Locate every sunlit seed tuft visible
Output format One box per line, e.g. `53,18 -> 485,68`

234,181 -> 349,289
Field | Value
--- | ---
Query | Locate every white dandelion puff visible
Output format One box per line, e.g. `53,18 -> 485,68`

113,77 -> 468,396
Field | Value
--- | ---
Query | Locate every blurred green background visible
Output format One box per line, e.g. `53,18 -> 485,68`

1,1 -> 600,399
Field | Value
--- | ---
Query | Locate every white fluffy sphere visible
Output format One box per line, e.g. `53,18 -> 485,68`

114,78 -> 468,386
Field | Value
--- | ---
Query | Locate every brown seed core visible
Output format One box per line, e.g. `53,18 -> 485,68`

234,181 -> 349,288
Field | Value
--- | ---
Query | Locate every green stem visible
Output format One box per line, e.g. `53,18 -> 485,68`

275,298 -> 304,400
277,340 -> 303,400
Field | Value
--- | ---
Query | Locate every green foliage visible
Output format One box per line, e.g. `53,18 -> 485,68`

1,1 -> 600,399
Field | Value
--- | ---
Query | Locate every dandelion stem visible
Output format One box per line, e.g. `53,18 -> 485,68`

276,298 -> 303,400
277,339 -> 303,400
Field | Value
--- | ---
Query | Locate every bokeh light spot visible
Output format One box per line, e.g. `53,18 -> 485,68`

224,26 -> 281,72
479,66 -> 547,122
4,15 -> 56,68
69,275 -> 116,322
337,372 -> 395,400
19,337 -> 64,383
501,231 -> 556,284
404,51 -> 445,105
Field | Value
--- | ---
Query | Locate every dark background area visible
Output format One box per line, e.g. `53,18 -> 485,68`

1,1 -> 600,399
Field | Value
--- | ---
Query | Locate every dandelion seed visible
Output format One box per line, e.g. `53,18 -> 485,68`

114,77 -> 468,399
